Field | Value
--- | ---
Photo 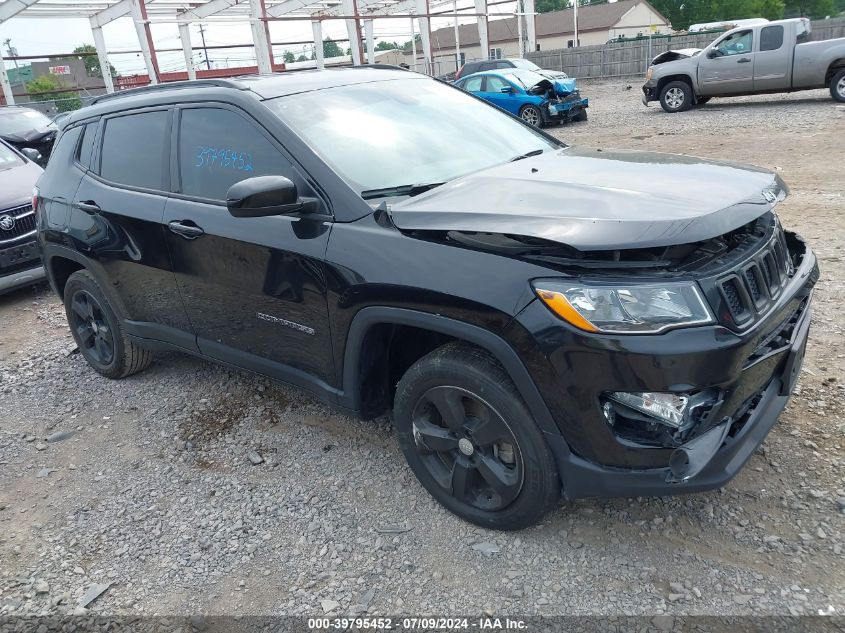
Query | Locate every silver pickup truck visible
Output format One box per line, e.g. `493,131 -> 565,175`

642,18 -> 845,112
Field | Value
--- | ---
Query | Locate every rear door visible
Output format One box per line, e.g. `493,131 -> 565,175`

698,29 -> 755,95
70,107 -> 195,344
753,24 -> 790,91
163,104 -> 334,389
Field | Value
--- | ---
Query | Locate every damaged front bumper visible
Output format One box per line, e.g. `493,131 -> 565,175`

642,80 -> 659,105
510,232 -> 818,499
546,96 -> 589,122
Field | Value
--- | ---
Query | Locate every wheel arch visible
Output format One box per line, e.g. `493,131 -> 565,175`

340,307 -> 565,440
826,58 -> 845,84
657,73 -> 695,95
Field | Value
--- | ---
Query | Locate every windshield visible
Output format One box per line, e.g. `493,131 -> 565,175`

509,59 -> 541,71
504,70 -> 549,90
0,143 -> 24,170
266,77 -> 559,193
0,108 -> 54,136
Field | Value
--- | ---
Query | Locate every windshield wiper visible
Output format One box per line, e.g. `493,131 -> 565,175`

510,148 -> 546,162
361,181 -> 445,201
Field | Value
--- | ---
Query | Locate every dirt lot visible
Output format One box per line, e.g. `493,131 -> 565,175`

1,81 -> 844,620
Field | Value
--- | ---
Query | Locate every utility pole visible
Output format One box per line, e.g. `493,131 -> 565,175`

197,24 -> 211,69
573,0 -> 578,48
3,39 -> 20,70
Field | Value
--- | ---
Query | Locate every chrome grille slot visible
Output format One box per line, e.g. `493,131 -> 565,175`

0,204 -> 36,244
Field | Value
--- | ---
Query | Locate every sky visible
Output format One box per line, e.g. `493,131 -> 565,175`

0,1 -> 517,77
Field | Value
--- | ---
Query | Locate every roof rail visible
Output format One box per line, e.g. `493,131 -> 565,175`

89,78 -> 248,105
345,63 -> 409,71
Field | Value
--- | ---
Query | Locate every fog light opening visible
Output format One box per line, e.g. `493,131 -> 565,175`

669,448 -> 691,479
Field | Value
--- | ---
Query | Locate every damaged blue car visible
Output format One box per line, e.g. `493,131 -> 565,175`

454,69 -> 589,127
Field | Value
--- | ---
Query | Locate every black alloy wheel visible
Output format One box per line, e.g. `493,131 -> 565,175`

69,289 -> 115,365
410,385 -> 523,511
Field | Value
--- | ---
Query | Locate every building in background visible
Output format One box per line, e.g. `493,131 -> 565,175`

1,58 -> 105,110
406,0 -> 671,71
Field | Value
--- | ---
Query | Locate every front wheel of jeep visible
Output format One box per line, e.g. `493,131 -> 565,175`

393,343 -> 559,530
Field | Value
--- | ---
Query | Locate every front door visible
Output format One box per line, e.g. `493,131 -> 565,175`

163,105 -> 335,391
754,24 -> 790,91
481,75 -> 520,115
698,29 -> 755,96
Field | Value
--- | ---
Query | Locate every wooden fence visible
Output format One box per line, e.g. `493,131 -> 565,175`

525,16 -> 845,80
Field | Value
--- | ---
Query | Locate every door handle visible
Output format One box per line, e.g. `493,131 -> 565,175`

75,200 -> 101,214
737,58 -> 752,63
168,220 -> 205,239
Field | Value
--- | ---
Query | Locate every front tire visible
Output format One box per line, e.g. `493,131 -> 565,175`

659,80 -> 693,113
830,68 -> 845,103
519,105 -> 542,127
64,270 -> 152,379
393,343 -> 559,531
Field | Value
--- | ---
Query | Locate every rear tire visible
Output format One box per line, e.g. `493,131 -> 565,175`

659,80 -> 693,113
393,343 -> 559,531
64,270 -> 152,379
830,68 -> 845,103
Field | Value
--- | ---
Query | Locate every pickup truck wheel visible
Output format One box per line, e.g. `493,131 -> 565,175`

831,68 -> 845,103
64,270 -> 152,379
393,343 -> 559,531
519,105 -> 542,127
659,81 -> 693,113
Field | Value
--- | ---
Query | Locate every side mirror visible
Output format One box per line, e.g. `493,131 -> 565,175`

226,176 -> 319,218
500,86 -> 514,94
707,49 -> 720,59
21,147 -> 43,164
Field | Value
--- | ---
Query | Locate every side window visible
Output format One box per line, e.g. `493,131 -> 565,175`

178,107 -> 292,202
100,110 -> 169,190
760,25 -> 784,52
76,122 -> 97,169
715,30 -> 753,57
47,125 -> 82,167
485,76 -> 511,93
464,76 -> 483,92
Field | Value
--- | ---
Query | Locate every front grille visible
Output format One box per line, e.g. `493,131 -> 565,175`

715,223 -> 793,326
0,204 -> 36,244
744,297 -> 808,367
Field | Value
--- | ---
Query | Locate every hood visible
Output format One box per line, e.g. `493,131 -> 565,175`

528,77 -> 579,97
1,125 -> 58,144
650,48 -> 702,66
0,160 -> 42,208
389,147 -> 783,251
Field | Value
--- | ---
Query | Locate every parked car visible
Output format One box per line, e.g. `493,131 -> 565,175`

0,139 -> 45,294
455,69 -> 588,126
455,57 -> 568,81
37,70 -> 817,530
643,17 -> 845,112
0,106 -> 58,166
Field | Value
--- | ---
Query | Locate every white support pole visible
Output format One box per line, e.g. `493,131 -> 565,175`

517,0 -> 523,56
90,25 -> 115,93
341,0 -> 361,66
248,0 -> 273,73
453,0 -> 460,71
364,19 -> 375,64
131,0 -> 158,83
178,23 -> 197,80
312,21 -> 324,69
410,18 -> 417,71
524,0 -> 536,54
414,0 -> 432,74
573,0 -> 578,47
0,53 -> 13,105
474,0 -> 488,60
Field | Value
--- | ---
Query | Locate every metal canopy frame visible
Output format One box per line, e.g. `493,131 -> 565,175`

0,0 -> 533,104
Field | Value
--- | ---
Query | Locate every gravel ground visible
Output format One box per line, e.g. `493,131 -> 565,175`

1,79 -> 844,620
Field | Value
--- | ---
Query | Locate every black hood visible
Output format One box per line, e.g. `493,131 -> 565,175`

1,125 -> 58,144
389,147 -> 785,250
0,160 -> 42,209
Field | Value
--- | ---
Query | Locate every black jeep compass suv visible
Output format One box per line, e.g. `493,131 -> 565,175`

36,69 -> 818,530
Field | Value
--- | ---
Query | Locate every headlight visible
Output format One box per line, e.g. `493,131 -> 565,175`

533,280 -> 714,334
646,67 -> 653,81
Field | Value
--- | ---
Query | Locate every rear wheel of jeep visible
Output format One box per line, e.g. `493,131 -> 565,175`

519,105 -> 542,127
659,81 -> 693,113
830,68 -> 845,103
393,343 -> 559,530
64,270 -> 152,379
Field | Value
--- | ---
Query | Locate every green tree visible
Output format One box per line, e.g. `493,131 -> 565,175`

648,0 -> 784,31
283,51 -> 296,63
535,0 -> 569,13
26,74 -> 81,112
376,40 -> 400,50
296,54 -> 308,62
784,0 -> 837,17
72,44 -> 118,78
322,37 -> 345,58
